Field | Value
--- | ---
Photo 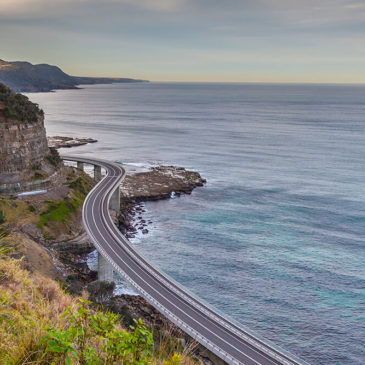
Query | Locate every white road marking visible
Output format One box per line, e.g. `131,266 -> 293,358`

62,156 -> 307,365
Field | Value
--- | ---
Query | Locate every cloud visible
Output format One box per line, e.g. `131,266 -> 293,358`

346,2 -> 365,9
0,0 -> 38,12
0,0 -> 185,16
110,0 -> 185,12
1,0 -> 365,82
0,0 -> 71,16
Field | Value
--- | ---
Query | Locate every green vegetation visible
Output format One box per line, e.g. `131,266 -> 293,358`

28,204 -> 36,213
38,171 -> 93,230
42,231 -> 54,241
0,82 -> 44,123
0,169 -> 95,242
0,198 -> 30,227
42,301 -> 154,364
0,254 -> 190,364
0,169 -> 197,365
46,147 -> 62,167
38,199 -> 81,228
0,256 -> 154,364
32,171 -> 46,180
0,235 -> 16,256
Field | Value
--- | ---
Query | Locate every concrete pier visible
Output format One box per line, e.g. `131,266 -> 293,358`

110,187 -> 120,212
77,161 -> 84,170
94,165 -> 102,182
98,252 -> 114,282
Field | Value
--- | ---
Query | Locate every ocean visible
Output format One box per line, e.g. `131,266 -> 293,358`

27,82 -> 365,364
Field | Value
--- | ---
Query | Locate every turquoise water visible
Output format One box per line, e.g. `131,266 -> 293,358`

27,83 -> 365,364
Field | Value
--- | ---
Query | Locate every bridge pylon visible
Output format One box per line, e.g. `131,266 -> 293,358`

77,161 -> 84,171
98,252 -> 114,282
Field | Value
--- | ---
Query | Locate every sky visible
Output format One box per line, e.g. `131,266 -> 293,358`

1,0 -> 365,83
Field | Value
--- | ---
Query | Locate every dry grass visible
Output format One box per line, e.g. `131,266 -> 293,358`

0,257 -> 199,364
0,257 -> 76,364
152,324 -> 200,365
0,198 -> 36,227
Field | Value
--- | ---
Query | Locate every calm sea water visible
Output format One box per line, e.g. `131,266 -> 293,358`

27,83 -> 365,364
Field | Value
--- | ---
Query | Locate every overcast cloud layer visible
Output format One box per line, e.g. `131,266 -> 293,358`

1,0 -> 365,82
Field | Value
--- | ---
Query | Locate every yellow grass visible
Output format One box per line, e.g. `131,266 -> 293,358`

0,256 -> 199,364
0,257 -> 75,363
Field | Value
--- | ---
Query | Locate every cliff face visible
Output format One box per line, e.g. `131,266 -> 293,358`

0,83 -> 61,194
0,112 -> 49,174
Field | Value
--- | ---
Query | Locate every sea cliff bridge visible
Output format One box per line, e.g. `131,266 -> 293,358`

63,155 -> 308,365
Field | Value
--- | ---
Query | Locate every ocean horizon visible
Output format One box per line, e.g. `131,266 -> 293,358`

27,82 -> 365,364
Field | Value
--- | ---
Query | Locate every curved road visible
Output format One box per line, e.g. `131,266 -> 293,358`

63,155 -> 308,365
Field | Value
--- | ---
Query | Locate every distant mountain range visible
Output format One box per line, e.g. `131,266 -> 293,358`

0,59 -> 148,92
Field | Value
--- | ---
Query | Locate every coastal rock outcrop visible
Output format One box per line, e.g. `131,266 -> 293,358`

117,166 -> 206,238
120,166 -> 206,201
47,136 -> 98,149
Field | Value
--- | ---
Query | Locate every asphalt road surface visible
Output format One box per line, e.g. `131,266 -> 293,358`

63,155 -> 308,365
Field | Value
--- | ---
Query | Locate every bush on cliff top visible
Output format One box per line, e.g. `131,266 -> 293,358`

0,82 -> 44,123
0,254 -> 190,364
0,256 -> 155,364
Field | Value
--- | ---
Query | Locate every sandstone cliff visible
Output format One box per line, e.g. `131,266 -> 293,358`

0,83 -> 61,194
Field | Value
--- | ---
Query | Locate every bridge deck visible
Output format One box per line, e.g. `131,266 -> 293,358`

62,155 -> 308,365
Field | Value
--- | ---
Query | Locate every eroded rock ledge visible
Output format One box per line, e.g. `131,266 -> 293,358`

118,165 -> 206,238
121,166 -> 206,201
47,136 -> 98,149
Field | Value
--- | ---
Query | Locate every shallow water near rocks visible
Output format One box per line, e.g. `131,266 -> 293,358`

27,83 -> 365,364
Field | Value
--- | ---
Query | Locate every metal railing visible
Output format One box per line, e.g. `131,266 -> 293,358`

62,155 -> 309,365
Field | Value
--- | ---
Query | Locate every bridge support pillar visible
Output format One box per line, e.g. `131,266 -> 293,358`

77,161 -> 84,171
94,165 -> 102,182
98,252 -> 114,282
110,187 -> 120,212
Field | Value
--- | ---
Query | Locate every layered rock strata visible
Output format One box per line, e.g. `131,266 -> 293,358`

0,83 -> 61,194
0,116 -> 49,173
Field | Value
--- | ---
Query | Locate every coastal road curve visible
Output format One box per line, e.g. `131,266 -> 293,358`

63,155 -> 308,365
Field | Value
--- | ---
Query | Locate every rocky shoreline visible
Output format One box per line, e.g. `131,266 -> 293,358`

47,135 -> 98,149
110,165 -> 223,364
69,163 -> 215,362
117,165 -> 206,239
47,136 -> 97,149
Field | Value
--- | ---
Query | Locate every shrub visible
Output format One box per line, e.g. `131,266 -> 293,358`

28,204 -> 36,213
0,256 -> 193,364
164,353 -> 183,365
45,147 -> 62,167
41,300 -> 154,364
33,171 -> 45,180
0,82 -> 44,123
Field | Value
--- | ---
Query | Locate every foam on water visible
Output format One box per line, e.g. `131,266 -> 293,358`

86,249 -> 139,296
